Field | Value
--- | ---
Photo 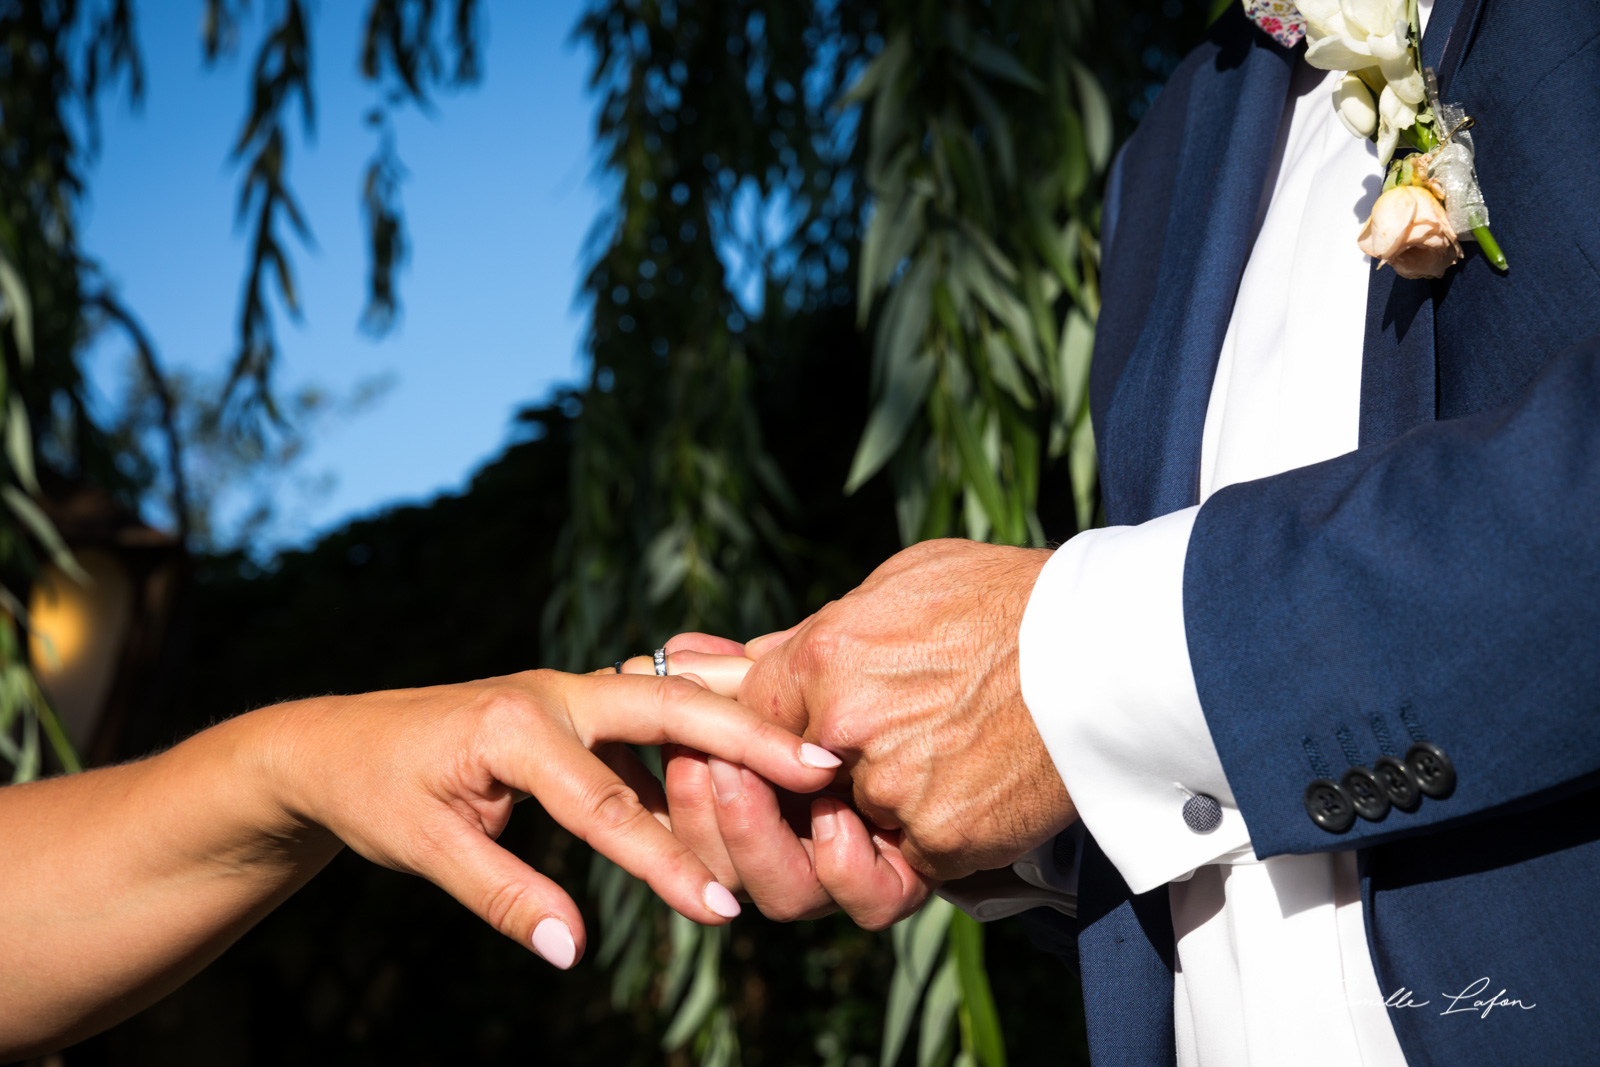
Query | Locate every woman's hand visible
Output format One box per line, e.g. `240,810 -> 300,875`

0,668 -> 841,1057
267,669 -> 844,967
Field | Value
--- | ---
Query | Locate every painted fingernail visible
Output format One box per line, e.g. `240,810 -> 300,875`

703,881 -> 742,918
707,757 -> 743,803
813,800 -> 839,843
531,918 -> 576,970
799,743 -> 842,769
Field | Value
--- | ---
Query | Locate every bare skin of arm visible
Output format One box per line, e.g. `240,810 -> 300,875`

0,669 -> 841,1058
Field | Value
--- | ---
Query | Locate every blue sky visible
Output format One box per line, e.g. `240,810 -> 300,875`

80,1 -> 601,548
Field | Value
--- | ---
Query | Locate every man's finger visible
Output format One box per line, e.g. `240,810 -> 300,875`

708,760 -> 836,922
562,673 -> 841,793
408,819 -> 588,969
736,626 -> 816,735
663,652 -> 752,697
663,746 -> 741,891
666,632 -> 747,656
811,798 -> 933,931
744,622 -> 803,660
508,734 -> 743,925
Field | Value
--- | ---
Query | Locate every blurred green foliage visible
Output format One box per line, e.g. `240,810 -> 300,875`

0,0 -> 1216,1062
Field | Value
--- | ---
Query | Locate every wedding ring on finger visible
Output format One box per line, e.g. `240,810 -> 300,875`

654,648 -> 669,676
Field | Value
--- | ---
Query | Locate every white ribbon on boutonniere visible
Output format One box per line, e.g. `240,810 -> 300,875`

1243,0 -> 1507,278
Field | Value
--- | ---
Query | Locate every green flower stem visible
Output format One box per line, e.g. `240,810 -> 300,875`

1472,226 -> 1509,271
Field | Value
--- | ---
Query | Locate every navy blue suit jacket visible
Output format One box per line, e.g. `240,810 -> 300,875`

1035,2 -> 1600,1064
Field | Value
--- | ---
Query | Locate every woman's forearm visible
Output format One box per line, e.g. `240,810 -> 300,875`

0,668 -> 840,1058
0,701 -> 342,1056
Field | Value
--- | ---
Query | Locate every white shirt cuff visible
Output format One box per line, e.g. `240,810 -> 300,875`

1018,506 -> 1252,896
937,826 -> 1083,922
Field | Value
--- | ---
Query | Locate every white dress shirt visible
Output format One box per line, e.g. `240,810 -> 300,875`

1014,6 -> 1434,1064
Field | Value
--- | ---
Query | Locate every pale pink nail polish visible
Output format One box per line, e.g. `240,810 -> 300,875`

531,917 -> 576,969
799,743 -> 842,769
707,757 -> 744,802
812,802 -> 839,843
703,881 -> 742,918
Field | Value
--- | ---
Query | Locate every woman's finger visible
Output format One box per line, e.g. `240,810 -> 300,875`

607,652 -> 750,698
810,798 -> 934,930
596,743 -> 671,830
558,673 -> 841,794
663,746 -> 742,891
666,632 -> 747,656
504,730 -> 743,926
708,760 -> 836,921
405,818 -> 589,969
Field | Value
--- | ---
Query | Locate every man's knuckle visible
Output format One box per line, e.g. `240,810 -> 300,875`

818,703 -> 875,753
764,896 -> 818,923
854,766 -> 904,813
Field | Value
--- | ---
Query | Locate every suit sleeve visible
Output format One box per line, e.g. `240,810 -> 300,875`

1184,333 -> 1600,858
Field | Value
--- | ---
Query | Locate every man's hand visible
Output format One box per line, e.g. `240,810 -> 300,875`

740,539 -> 1075,880
660,539 -> 1076,929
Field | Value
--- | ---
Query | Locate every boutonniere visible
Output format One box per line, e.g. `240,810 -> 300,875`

1244,0 -> 1507,279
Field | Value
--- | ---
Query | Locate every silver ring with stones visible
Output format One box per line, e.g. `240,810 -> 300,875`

653,648 -> 668,676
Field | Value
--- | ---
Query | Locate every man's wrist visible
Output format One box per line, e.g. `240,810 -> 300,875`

1018,508 -> 1251,894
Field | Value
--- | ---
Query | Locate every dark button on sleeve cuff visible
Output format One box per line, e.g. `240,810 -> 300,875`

1405,741 -> 1456,799
1341,766 -> 1391,821
1305,778 -> 1356,833
1374,754 -> 1421,810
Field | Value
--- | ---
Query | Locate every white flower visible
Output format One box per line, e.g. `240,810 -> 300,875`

1332,73 -> 1378,138
1298,0 -> 1409,73
1300,0 -> 1425,164
1375,81 -> 1419,163
1300,0 -> 1426,104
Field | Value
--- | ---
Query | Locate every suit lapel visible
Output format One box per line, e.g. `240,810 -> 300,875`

1099,13 -> 1295,523
1357,0 -> 1487,448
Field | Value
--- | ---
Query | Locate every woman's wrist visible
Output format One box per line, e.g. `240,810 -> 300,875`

209,698 -> 345,870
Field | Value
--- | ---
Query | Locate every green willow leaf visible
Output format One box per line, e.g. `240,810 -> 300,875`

946,393 -> 1007,537
882,896 -> 956,1067
876,255 -> 938,389
6,396 -> 39,495
968,37 -> 1044,93
1071,413 -> 1099,533
956,71 -> 1016,188
1058,109 -> 1090,201
1071,59 -> 1113,173
1060,308 -> 1095,425
847,349 -> 936,494
0,249 -> 33,367
950,913 -> 1006,1067
2,487 -> 88,584
30,681 -> 81,774
662,926 -> 722,1052
918,955 -> 962,1067
844,27 -> 911,106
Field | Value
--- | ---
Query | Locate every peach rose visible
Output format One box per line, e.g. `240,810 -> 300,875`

1357,184 -> 1462,279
